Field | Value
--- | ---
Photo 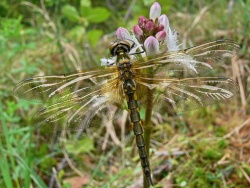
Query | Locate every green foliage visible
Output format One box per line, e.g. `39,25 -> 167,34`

0,7 -> 52,187
202,148 -> 222,160
65,136 -> 94,155
61,0 -> 111,46
11,60 -> 39,75
87,29 -> 103,46
66,25 -> 85,41
0,16 -> 22,39
217,139 -> 228,149
80,0 -> 91,7
80,6 -> 110,23
62,5 -> 81,22
0,103 -> 48,188
0,1 -> 8,16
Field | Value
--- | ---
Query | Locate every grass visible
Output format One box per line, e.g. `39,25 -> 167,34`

0,105 -> 47,188
0,0 -> 249,187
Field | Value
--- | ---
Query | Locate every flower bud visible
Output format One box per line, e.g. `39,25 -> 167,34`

159,14 -> 169,31
157,24 -> 164,32
154,24 -> 164,34
138,16 -> 147,28
116,27 -> 130,40
144,36 -> 159,55
155,30 -> 166,41
145,20 -> 155,32
132,25 -> 143,38
150,2 -> 161,21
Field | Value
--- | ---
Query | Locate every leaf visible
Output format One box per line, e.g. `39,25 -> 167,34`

87,29 -> 103,47
62,5 -> 80,22
65,137 -> 94,155
80,0 -> 91,7
80,7 -> 110,23
67,26 -> 85,41
58,170 -> 65,181
143,0 -> 155,6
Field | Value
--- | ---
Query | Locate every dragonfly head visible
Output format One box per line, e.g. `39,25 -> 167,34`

109,40 -> 131,56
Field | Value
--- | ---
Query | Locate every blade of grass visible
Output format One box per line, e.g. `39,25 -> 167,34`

0,136 -> 13,188
0,103 -> 15,188
24,126 -> 33,188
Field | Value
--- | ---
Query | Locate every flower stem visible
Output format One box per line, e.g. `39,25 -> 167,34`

143,87 -> 153,188
144,88 -> 153,155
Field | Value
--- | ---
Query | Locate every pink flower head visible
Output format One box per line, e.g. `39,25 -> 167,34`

133,2 -> 168,45
113,2 -> 178,59
149,2 -> 161,21
144,36 -> 159,55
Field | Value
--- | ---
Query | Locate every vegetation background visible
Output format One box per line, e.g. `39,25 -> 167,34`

0,0 -> 249,187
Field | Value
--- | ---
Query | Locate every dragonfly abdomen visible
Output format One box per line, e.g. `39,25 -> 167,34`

123,79 -> 153,186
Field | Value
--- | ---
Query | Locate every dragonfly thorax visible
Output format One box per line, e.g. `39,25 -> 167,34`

113,42 -> 133,80
109,40 -> 133,71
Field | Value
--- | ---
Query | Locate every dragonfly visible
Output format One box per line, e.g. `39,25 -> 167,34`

14,39 -> 239,186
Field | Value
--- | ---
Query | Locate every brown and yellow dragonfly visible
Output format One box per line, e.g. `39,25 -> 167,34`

13,39 -> 239,186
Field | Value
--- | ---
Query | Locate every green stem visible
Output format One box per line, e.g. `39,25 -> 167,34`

144,88 -> 153,155
143,88 -> 153,188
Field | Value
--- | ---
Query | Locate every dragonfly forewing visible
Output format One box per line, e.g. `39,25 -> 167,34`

133,39 -> 240,78
13,66 -> 118,103
131,39 -> 239,114
30,78 -> 126,132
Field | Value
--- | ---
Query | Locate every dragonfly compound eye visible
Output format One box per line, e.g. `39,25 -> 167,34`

109,40 -> 131,56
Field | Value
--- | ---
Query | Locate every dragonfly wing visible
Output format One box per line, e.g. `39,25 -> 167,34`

133,39 -> 240,78
133,39 -> 239,112
136,77 -> 238,113
13,66 -> 118,103
32,79 -> 126,132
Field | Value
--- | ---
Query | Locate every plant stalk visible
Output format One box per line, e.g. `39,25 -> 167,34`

143,87 -> 153,188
